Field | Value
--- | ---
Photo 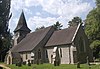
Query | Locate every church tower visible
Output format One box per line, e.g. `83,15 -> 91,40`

13,11 -> 31,46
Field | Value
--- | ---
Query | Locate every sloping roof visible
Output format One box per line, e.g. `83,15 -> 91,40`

14,11 -> 31,32
45,26 -> 77,47
11,26 -> 53,52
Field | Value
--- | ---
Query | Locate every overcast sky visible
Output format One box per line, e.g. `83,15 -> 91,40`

9,0 -> 96,33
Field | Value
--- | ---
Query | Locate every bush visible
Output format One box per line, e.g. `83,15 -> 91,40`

31,60 -> 34,64
36,59 -> 39,65
77,62 -> 80,68
23,61 -> 26,65
15,63 -> 18,66
54,61 -> 56,66
56,60 -> 60,66
28,60 -> 31,66
17,62 -> 22,67
28,62 -> 31,66
39,59 -> 43,64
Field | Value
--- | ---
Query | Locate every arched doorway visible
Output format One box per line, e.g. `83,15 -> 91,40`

8,56 -> 11,64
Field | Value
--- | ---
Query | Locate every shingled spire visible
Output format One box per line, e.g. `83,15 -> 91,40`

13,11 -> 31,46
14,11 -> 31,32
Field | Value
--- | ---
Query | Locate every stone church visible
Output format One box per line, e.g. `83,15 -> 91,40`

5,12 -> 93,64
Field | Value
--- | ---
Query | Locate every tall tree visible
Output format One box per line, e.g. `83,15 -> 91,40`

96,0 -> 100,7
68,17 -> 82,27
53,21 -> 63,30
85,0 -> 100,58
0,0 -> 11,61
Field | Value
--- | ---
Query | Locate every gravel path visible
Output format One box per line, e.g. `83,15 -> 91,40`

0,64 -> 11,69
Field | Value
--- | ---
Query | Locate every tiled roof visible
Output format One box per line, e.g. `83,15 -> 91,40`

45,26 -> 77,47
11,26 -> 54,52
11,25 -> 78,52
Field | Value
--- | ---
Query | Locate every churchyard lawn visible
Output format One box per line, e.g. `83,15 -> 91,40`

7,63 -> 100,69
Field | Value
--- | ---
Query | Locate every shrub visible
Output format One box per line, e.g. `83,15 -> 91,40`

28,60 -> 31,66
23,61 -> 26,65
54,61 -> 56,66
17,62 -> 22,67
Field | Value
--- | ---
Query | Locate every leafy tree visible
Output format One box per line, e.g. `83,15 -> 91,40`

53,21 -> 63,30
90,40 -> 100,58
68,17 -> 83,27
0,0 -> 11,36
0,0 -> 11,61
85,0 -> 100,58
96,0 -> 100,15
96,0 -> 100,7
85,9 -> 100,42
35,26 -> 45,31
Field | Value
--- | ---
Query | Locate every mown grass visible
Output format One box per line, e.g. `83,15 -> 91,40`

7,64 -> 100,69
0,62 -> 4,64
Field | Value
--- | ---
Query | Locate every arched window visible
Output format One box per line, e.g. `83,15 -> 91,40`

8,56 -> 11,64
79,38 -> 84,52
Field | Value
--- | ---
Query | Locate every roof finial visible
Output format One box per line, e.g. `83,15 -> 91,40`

22,9 -> 24,12
21,9 -> 24,13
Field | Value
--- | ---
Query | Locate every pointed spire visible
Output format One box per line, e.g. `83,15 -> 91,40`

14,11 -> 31,32
17,10 -> 27,26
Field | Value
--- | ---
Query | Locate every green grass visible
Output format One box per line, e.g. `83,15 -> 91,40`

7,64 -> 100,69
0,62 -> 4,63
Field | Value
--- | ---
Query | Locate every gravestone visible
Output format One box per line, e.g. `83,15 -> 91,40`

86,56 -> 90,65
77,62 -> 80,68
54,61 -> 56,66
28,60 -> 31,66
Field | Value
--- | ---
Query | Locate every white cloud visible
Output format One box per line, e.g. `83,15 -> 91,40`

10,0 -> 95,32
11,0 -> 93,17
9,18 -> 19,33
36,0 -> 93,25
11,0 -> 39,10
27,15 -> 73,32
27,16 -> 57,31
10,0 -> 37,15
11,0 -> 23,11
36,12 -> 41,16
36,0 -> 92,16
25,0 -> 39,7
92,0 -> 96,2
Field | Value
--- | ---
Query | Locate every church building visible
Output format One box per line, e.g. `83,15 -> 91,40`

5,11 -> 93,64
